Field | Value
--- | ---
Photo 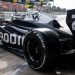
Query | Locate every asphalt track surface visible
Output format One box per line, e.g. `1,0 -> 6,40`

1,46 -> 75,75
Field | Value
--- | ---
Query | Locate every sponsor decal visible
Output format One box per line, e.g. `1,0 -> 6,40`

36,33 -> 45,48
0,32 -> 24,46
0,32 -> 3,45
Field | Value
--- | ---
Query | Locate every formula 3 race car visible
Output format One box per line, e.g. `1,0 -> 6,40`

0,9 -> 75,71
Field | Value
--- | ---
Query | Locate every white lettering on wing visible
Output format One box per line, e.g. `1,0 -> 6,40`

10,34 -> 16,44
4,33 -> 9,43
0,32 -> 25,46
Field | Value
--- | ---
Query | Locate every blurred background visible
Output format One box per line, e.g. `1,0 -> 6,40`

0,0 -> 66,12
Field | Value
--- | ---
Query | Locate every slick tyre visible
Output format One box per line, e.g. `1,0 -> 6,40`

23,31 -> 51,70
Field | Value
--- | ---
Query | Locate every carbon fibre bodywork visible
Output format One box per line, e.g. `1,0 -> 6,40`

0,17 -> 74,70
0,19 -> 73,55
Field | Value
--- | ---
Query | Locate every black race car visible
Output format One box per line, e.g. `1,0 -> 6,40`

0,9 -> 75,70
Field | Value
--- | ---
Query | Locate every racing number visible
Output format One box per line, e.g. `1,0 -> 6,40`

72,14 -> 75,30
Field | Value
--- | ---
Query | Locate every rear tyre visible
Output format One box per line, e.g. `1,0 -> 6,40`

23,31 -> 52,71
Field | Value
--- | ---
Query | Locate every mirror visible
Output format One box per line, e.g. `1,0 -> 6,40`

53,20 -> 61,28
48,20 -> 61,28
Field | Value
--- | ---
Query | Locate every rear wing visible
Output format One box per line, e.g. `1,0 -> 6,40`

66,9 -> 75,31
66,9 -> 75,48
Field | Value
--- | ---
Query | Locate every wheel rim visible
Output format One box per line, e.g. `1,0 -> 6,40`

27,37 -> 43,63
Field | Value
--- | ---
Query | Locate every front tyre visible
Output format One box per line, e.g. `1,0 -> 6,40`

23,31 -> 51,70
